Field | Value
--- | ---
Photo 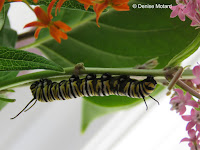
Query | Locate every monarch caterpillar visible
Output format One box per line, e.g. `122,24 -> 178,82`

11,73 -> 158,119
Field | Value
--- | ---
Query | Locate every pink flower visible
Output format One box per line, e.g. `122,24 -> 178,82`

181,129 -> 200,150
189,14 -> 200,28
192,65 -> 200,85
182,109 -> 200,131
190,17 -> 200,27
170,89 -> 198,115
183,0 -> 198,17
170,4 -> 186,21
170,0 -> 200,28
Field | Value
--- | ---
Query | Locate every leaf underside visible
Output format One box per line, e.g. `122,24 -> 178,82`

35,0 -> 200,132
0,47 -> 64,72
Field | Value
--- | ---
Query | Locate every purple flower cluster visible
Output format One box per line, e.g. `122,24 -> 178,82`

170,0 -> 200,27
170,64 -> 200,150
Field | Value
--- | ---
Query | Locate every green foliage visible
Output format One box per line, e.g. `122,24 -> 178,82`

0,47 -> 64,71
0,5 -> 9,31
0,9 -> 17,48
81,84 -> 165,133
1,0 -> 200,132
37,3 -> 199,68
0,11 -> 4,31
81,99 -> 117,133
0,4 -> 10,31
0,27 -> 17,48
0,101 -> 8,110
0,71 -> 18,110
0,97 -> 15,103
0,4 -> 18,110
166,32 -> 200,67
32,0 -> 200,132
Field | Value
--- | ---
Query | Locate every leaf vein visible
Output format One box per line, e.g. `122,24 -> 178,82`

89,21 -> 182,33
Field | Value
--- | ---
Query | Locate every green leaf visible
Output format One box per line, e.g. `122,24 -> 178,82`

81,84 -> 164,132
0,16 -> 17,48
0,28 -> 17,48
0,11 -> 4,31
0,10 -> 18,110
36,7 -> 199,69
33,0 -> 199,132
0,47 -> 64,71
0,95 -> 15,111
0,71 -> 18,81
0,97 -> 15,102
166,32 -> 200,67
26,0 -> 94,12
0,7 -> 5,31
81,99 -> 117,133
37,45 -> 75,67
0,71 -> 18,110
0,101 -> 7,110
0,4 -> 10,31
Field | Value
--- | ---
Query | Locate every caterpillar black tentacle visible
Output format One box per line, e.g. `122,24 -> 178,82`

11,73 -> 158,119
11,98 -> 37,119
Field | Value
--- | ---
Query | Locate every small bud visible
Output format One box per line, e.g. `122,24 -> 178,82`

135,57 -> 159,69
74,63 -> 85,75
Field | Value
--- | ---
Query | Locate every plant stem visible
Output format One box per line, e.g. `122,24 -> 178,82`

19,35 -> 52,50
23,0 -> 34,12
176,79 -> 200,99
0,67 -> 194,91
167,67 -> 184,91
79,68 -> 165,76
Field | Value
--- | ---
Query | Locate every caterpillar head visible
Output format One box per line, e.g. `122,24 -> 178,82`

143,75 -> 157,89
142,76 -> 159,109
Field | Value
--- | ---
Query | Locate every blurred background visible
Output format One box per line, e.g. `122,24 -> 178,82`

0,2 -> 199,150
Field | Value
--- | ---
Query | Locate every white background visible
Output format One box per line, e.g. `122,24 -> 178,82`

0,2 -> 199,150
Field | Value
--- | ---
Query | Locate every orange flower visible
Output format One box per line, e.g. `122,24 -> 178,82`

55,0 -> 67,15
0,0 -> 22,12
33,0 -> 38,3
77,0 -> 130,27
77,0 -> 93,10
49,0 -> 67,16
24,6 -> 71,43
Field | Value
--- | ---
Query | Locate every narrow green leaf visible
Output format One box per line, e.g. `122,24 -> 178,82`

5,89 -> 15,92
0,7 -> 5,31
0,47 -> 64,72
0,97 -> 15,102
0,94 -> 15,111
0,4 -> 10,31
